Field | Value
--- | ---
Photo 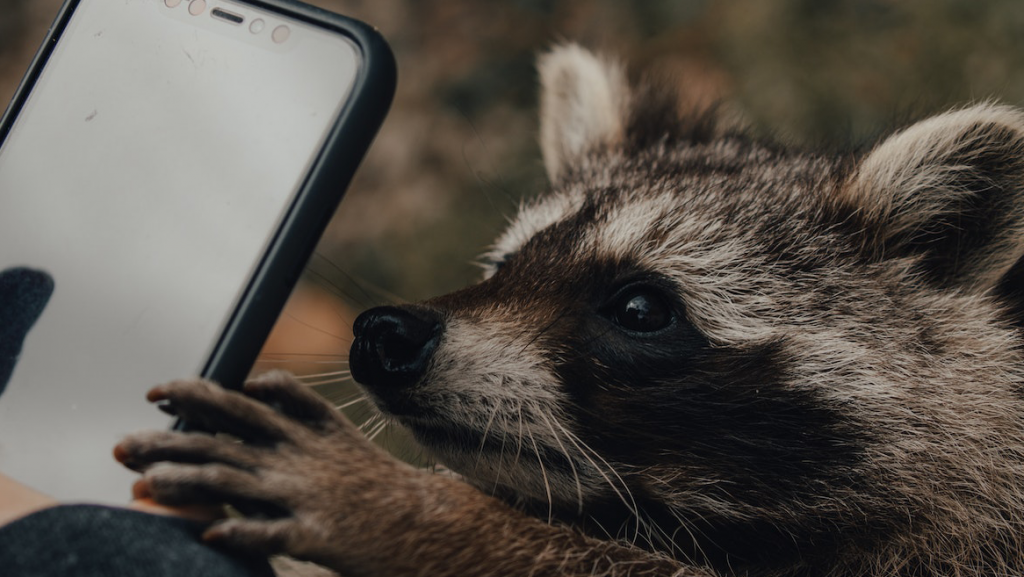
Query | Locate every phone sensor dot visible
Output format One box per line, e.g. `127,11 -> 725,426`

164,0 -> 182,7
272,25 -> 291,44
187,0 -> 206,16
249,19 -> 265,34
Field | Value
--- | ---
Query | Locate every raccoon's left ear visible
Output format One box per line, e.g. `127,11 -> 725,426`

846,103 -> 1024,293
537,44 -> 629,185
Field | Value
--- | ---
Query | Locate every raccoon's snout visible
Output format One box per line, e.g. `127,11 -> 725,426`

350,306 -> 442,389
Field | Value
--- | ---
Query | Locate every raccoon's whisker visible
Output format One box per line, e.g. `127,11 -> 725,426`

642,510 -> 672,556
556,426 -> 636,510
303,266 -> 375,311
410,444 -> 435,471
259,352 -> 347,358
295,370 -> 353,380
482,402 -> 516,497
556,424 -> 645,545
345,398 -> 381,426
665,507 -> 714,566
298,376 -> 353,386
312,383 -> 357,397
317,391 -> 360,410
364,420 -> 383,440
585,516 -> 618,544
538,408 -> 585,516
626,509 -> 664,552
300,375 -> 355,387
304,379 -> 354,389
475,402 -> 503,473
255,359 -> 350,366
632,510 -> 665,548
371,419 -> 390,441
491,410 -> 513,497
256,353 -> 348,363
332,394 -> 370,411
478,402 -> 502,452
358,414 -> 383,435
667,524 -> 690,561
512,402 -> 527,471
303,283 -> 361,329
356,412 -> 379,429
282,312 -> 352,345
525,420 -> 555,525
311,252 -> 409,307
326,300 -> 356,328
298,382 -> 357,407
307,380 -> 355,390
366,419 -> 389,442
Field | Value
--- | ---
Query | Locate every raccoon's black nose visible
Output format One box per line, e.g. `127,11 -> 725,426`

349,306 -> 442,389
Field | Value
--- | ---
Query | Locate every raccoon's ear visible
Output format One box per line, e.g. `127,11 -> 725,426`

537,44 -> 629,184
846,103 -> 1024,293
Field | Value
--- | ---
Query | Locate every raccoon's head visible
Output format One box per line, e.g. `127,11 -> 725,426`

350,45 -> 1024,574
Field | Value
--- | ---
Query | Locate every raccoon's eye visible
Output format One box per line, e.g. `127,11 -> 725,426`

607,287 -> 674,333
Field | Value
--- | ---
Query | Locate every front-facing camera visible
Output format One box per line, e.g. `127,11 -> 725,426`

272,25 -> 291,44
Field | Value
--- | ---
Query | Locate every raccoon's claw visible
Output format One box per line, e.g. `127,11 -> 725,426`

114,429 -> 261,473
146,378 -> 301,443
139,462 -> 267,507
202,518 -> 313,558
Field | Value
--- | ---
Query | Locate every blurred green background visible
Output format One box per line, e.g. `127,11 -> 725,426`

4,0 -> 1024,456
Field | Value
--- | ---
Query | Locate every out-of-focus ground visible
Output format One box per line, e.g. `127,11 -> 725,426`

5,0 -> 1024,454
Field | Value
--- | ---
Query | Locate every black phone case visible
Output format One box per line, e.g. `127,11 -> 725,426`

0,0 -> 396,395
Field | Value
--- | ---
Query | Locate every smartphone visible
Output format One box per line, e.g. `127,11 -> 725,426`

0,0 -> 394,503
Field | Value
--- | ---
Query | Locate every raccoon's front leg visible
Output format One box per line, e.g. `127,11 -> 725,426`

115,372 -> 702,577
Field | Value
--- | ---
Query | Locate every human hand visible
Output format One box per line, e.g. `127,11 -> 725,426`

0,470 -> 221,529
127,477 -> 224,522
0,472 -> 57,527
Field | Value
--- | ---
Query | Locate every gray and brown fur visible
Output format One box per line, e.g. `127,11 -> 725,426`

118,45 -> 1024,577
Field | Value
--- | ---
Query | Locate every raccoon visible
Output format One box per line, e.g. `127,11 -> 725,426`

116,45 -> 1024,577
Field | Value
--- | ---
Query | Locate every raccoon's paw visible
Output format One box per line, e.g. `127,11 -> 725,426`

114,372 -> 418,571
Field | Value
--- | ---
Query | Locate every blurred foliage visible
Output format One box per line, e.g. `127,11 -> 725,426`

713,0 -> 1024,144
0,0 -> 27,53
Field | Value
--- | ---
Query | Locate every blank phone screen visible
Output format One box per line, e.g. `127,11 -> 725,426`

0,0 -> 358,502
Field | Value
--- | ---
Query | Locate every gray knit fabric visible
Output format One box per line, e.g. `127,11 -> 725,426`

0,505 -> 272,577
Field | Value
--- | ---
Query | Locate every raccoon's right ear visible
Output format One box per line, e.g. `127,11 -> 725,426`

537,44 -> 629,185
845,103 -> 1024,296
